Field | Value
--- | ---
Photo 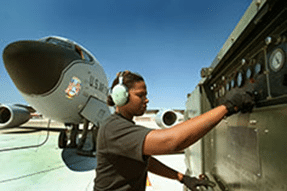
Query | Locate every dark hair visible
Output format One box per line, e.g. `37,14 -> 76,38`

107,71 -> 144,106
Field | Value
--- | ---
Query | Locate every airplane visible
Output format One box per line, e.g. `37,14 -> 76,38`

0,36 -> 183,169
1,36 -> 111,154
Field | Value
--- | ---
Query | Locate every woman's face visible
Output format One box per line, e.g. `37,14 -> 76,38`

122,81 -> 149,117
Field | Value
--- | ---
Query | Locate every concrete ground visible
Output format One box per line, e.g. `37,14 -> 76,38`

0,118 -> 186,191
0,119 -> 95,191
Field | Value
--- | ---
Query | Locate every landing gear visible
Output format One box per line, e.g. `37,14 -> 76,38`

77,119 -> 89,150
69,124 -> 79,148
58,120 -> 99,157
58,130 -> 67,148
58,123 -> 79,149
77,119 -> 99,157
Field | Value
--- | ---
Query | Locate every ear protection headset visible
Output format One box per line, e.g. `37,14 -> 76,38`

111,72 -> 129,107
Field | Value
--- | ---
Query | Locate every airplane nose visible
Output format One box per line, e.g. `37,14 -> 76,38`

2,41 -> 81,95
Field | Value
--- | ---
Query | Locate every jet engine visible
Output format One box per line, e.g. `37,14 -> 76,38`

0,105 -> 31,128
155,109 -> 183,129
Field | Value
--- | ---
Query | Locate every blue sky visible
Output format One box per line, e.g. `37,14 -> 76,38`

0,0 -> 251,109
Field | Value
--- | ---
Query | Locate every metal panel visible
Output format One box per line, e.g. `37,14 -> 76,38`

214,115 -> 261,191
80,97 -> 111,125
251,105 -> 287,190
184,86 -> 203,177
206,105 -> 287,191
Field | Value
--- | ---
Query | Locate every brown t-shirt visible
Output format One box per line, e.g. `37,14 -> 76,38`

94,113 -> 153,191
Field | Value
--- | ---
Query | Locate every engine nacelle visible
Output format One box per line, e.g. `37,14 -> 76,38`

155,109 -> 183,129
0,105 -> 31,128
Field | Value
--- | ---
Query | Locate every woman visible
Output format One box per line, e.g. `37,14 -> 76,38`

94,71 -> 255,191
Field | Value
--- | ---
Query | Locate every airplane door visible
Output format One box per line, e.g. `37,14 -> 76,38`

80,97 -> 111,126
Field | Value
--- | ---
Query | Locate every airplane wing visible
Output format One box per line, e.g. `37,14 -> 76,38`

13,104 -> 36,113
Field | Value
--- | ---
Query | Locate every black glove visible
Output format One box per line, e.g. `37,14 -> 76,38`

222,84 -> 256,116
181,175 -> 216,191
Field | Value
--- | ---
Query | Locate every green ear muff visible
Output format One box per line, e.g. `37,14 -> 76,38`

111,73 -> 129,107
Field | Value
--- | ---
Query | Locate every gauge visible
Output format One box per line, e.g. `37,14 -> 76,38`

231,79 -> 235,88
215,91 -> 219,99
255,63 -> 262,75
237,72 -> 244,87
269,48 -> 285,72
221,86 -> 225,97
218,88 -> 222,97
226,82 -> 230,91
246,68 -> 252,79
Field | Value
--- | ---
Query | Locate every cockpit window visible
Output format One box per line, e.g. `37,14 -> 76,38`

46,38 -> 73,50
41,37 -> 94,62
75,45 -> 93,62
81,50 -> 93,62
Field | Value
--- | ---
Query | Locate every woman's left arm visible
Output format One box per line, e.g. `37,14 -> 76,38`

147,157 -> 216,190
147,157 -> 183,182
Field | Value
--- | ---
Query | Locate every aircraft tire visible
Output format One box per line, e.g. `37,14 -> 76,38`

58,130 -> 67,148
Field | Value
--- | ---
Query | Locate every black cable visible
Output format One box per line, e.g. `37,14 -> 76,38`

0,119 -> 65,184
0,121 -> 95,184
0,119 -> 51,152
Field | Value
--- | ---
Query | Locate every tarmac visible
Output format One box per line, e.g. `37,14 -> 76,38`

0,118 -> 186,191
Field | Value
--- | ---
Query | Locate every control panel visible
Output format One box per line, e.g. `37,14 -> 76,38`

185,1 -> 287,190
203,6 -> 287,108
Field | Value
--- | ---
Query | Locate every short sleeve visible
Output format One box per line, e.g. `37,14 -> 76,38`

104,120 -> 153,162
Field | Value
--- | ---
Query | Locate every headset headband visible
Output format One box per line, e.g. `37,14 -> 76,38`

118,72 -> 124,84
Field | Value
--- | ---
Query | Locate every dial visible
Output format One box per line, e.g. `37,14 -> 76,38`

246,68 -> 252,79
221,86 -> 225,97
237,72 -> 244,87
255,63 -> 262,75
215,91 -> 219,99
226,82 -> 230,91
231,79 -> 235,88
269,48 -> 285,72
219,88 -> 222,97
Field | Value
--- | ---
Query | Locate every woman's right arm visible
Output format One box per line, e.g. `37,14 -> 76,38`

143,105 -> 228,155
143,85 -> 255,155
